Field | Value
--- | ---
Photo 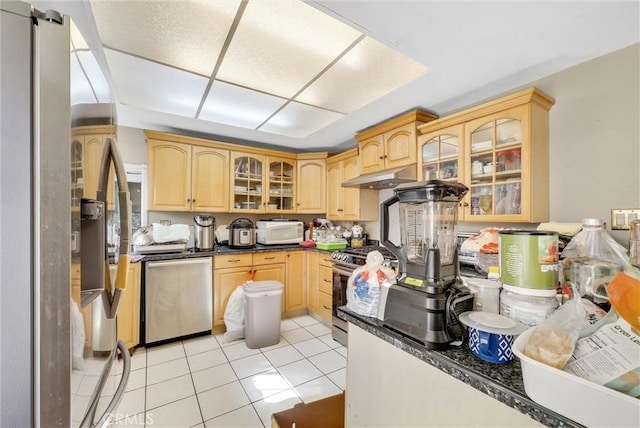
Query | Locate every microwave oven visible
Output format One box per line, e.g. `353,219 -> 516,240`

256,220 -> 304,245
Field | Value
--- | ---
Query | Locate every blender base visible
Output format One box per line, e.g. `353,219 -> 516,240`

383,283 -> 473,349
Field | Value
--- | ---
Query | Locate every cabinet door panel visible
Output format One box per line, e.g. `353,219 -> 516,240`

267,157 -> 296,213
192,146 -> 229,212
359,136 -> 385,174
341,157 -> 360,220
306,252 -> 319,311
117,263 -> 141,349
465,107 -> 527,222
326,162 -> 342,219
83,135 -> 105,200
318,292 -> 333,324
318,265 -> 333,295
384,123 -> 416,168
254,252 -> 286,266
148,141 -> 191,211
297,160 -> 325,213
231,153 -> 265,213
285,252 -> 306,312
213,267 -> 251,327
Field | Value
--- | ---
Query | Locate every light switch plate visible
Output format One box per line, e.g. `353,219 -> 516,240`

610,208 -> 640,230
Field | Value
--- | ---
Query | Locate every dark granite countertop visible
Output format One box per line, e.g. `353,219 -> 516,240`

337,307 -> 584,428
137,243 -> 328,262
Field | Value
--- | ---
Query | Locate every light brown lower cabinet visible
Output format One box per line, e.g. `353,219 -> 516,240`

307,251 -> 333,324
213,252 -> 287,331
71,262 -> 141,352
117,262 -> 141,351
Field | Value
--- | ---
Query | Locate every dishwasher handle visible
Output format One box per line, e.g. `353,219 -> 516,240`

147,258 -> 212,268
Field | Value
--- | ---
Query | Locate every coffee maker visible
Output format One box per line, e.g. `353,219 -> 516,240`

381,180 -> 474,349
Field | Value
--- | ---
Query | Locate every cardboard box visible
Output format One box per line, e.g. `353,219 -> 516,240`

271,393 -> 345,428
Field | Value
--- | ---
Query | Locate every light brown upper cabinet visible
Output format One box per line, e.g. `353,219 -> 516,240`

71,125 -> 115,209
326,149 -> 378,221
417,88 -> 555,223
296,153 -> 327,214
147,139 -> 229,212
356,110 -> 438,175
266,156 -> 296,214
230,153 -> 297,214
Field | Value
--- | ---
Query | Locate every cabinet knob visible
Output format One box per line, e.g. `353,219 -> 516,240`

462,202 -> 469,207
379,156 -> 384,160
383,154 -> 388,159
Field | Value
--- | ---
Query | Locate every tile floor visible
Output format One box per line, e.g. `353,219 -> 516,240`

71,315 -> 346,427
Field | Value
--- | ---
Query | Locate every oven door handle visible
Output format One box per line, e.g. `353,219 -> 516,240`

332,266 -> 355,277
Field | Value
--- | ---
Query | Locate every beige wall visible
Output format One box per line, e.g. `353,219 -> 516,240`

537,43 -> 640,244
115,44 -> 640,246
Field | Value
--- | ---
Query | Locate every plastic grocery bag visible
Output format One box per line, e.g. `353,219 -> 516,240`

71,298 -> 85,371
523,287 -> 587,369
223,285 -> 245,343
346,251 -> 396,317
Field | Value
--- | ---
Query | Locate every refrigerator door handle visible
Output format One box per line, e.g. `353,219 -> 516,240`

97,137 -> 131,319
79,340 -> 131,428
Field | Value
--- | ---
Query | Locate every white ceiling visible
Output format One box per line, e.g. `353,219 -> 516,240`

34,1 -> 640,152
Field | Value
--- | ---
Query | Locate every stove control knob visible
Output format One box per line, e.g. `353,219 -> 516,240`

331,251 -> 339,260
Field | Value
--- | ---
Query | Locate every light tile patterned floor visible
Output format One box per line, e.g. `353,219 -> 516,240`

72,315 -> 346,427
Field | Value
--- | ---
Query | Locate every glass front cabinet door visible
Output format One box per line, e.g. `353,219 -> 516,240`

266,157 -> 296,213
231,153 -> 265,212
465,107 -> 524,220
418,124 -> 463,182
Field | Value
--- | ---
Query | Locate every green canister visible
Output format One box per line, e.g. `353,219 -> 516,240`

499,231 -> 559,295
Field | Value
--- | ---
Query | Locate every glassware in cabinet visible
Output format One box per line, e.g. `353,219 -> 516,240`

418,125 -> 462,181
467,113 -> 524,219
267,158 -> 295,212
232,154 -> 264,211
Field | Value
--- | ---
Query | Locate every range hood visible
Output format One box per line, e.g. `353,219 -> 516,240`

341,165 -> 417,189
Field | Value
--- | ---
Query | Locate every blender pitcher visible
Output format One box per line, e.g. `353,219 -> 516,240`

381,180 -> 468,289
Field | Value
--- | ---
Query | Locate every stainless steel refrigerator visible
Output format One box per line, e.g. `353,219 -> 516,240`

1,1 -> 131,426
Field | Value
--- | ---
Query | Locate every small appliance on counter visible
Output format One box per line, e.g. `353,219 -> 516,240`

228,218 -> 257,248
194,214 -> 215,251
256,219 -> 303,245
381,180 -> 475,349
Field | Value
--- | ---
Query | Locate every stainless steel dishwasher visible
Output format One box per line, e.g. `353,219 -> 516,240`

145,257 -> 213,344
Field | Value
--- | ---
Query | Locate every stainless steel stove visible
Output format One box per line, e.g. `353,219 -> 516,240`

330,245 -> 398,346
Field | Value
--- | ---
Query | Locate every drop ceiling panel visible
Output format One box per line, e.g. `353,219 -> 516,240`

200,80 -> 287,129
296,37 -> 428,113
217,0 -> 361,99
90,0 -> 240,76
105,49 -> 208,118
259,102 -> 344,139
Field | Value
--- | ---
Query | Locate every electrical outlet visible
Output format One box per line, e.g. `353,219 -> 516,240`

610,208 -> 640,230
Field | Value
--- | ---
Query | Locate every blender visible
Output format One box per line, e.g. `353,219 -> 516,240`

381,180 -> 474,349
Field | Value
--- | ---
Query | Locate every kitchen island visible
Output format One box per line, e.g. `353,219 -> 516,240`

338,307 -> 583,428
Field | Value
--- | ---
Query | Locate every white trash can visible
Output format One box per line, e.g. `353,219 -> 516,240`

243,280 -> 284,349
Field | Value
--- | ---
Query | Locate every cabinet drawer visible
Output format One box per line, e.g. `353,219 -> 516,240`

253,252 -> 286,265
214,253 -> 252,268
319,265 -> 333,295
318,292 -> 333,323
318,252 -> 333,267
71,262 -> 81,279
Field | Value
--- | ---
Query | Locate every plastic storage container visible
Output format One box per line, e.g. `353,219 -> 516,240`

500,288 -> 558,327
243,280 -> 284,349
463,277 -> 502,313
513,327 -> 640,428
